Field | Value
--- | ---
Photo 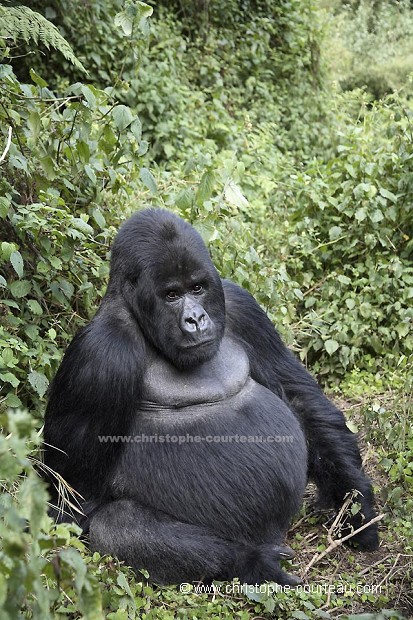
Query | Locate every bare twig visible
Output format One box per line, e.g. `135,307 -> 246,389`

358,553 -> 393,576
0,125 -> 12,163
303,513 -> 385,574
377,553 -> 401,589
326,491 -> 355,546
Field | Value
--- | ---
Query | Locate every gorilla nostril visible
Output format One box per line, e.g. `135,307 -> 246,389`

184,316 -> 198,332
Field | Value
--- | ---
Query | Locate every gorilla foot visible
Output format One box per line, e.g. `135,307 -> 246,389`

344,521 -> 379,551
314,487 -> 379,551
237,544 -> 301,586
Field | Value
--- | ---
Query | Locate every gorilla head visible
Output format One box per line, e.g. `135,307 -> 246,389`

108,209 -> 226,368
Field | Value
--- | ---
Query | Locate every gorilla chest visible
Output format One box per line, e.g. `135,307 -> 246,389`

140,336 -> 250,406
111,337 -> 306,536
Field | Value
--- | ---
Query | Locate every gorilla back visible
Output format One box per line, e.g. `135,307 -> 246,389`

44,208 -> 379,587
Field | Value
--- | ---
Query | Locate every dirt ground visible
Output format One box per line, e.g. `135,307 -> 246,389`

289,398 -> 413,618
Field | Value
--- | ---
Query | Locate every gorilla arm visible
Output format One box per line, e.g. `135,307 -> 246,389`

222,280 -> 379,551
43,296 -> 145,522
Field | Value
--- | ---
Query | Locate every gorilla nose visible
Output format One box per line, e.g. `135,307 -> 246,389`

184,313 -> 206,331
181,300 -> 210,334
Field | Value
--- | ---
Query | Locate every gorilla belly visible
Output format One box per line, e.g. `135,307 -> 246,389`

111,338 -> 307,541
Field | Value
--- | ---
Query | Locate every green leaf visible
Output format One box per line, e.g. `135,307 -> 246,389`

28,370 -> 49,397
130,118 -> 142,142
242,584 -> 265,602
59,548 -> 87,590
58,279 -> 75,300
379,187 -> 397,203
196,170 -> 215,206
112,105 -> 134,130
337,275 -> 350,285
0,196 -> 11,219
49,256 -> 62,270
9,151 -> 28,172
40,156 -> 56,180
329,226 -> 342,240
84,164 -> 97,184
396,322 -> 410,338
175,188 -> 194,210
116,572 -> 135,602
28,111 -> 41,139
355,207 -> 367,222
92,208 -> 106,229
346,420 -> 359,433
27,299 -> 43,315
1,300 -> 19,309
1,241 -> 17,261
224,180 -> 248,210
10,251 -> 24,278
0,372 -> 20,388
138,140 -> 149,156
140,167 -> 157,193
10,279 -> 31,298
137,2 -> 153,35
370,209 -> 384,223
77,140 -> 90,163
325,339 -> 339,355
2,348 -> 15,365
2,7 -> 87,72
81,85 -> 97,109
292,612 -> 310,620
70,218 -> 94,235
25,325 -> 39,340
5,393 -> 22,408
29,68 -> 48,87
114,11 -> 133,36
359,302 -> 371,319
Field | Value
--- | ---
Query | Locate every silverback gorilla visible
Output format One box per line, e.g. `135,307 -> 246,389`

43,208 -> 379,585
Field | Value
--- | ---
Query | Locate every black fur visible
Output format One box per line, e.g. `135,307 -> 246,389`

43,208 -> 378,586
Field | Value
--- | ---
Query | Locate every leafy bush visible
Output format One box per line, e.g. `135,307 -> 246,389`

324,0 -> 413,98
0,12 -> 147,410
0,409 -> 103,618
1,1 -> 412,617
280,93 -> 413,375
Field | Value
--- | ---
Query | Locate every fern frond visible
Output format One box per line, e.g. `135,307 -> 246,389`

0,6 -> 87,74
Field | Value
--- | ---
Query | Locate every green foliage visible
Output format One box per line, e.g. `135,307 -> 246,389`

279,92 -> 413,376
0,409 -> 103,619
0,5 -> 86,73
0,39 -> 145,411
324,0 -> 413,98
1,0 -> 412,617
365,363 -> 413,520
7,0 -> 154,96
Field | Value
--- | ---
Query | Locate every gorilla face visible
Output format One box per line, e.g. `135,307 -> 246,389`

138,253 -> 225,368
109,209 -> 226,368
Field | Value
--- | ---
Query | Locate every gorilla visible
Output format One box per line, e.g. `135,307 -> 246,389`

43,208 -> 378,586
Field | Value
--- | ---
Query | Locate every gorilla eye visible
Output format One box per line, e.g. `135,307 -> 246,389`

192,284 -> 204,294
166,290 -> 179,301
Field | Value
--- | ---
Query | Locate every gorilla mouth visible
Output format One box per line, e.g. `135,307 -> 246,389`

181,339 -> 215,350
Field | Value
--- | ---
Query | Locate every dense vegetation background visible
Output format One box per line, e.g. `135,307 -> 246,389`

0,0 -> 412,618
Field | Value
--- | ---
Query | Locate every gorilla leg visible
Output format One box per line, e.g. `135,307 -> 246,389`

306,411 -> 378,550
89,499 -> 299,585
